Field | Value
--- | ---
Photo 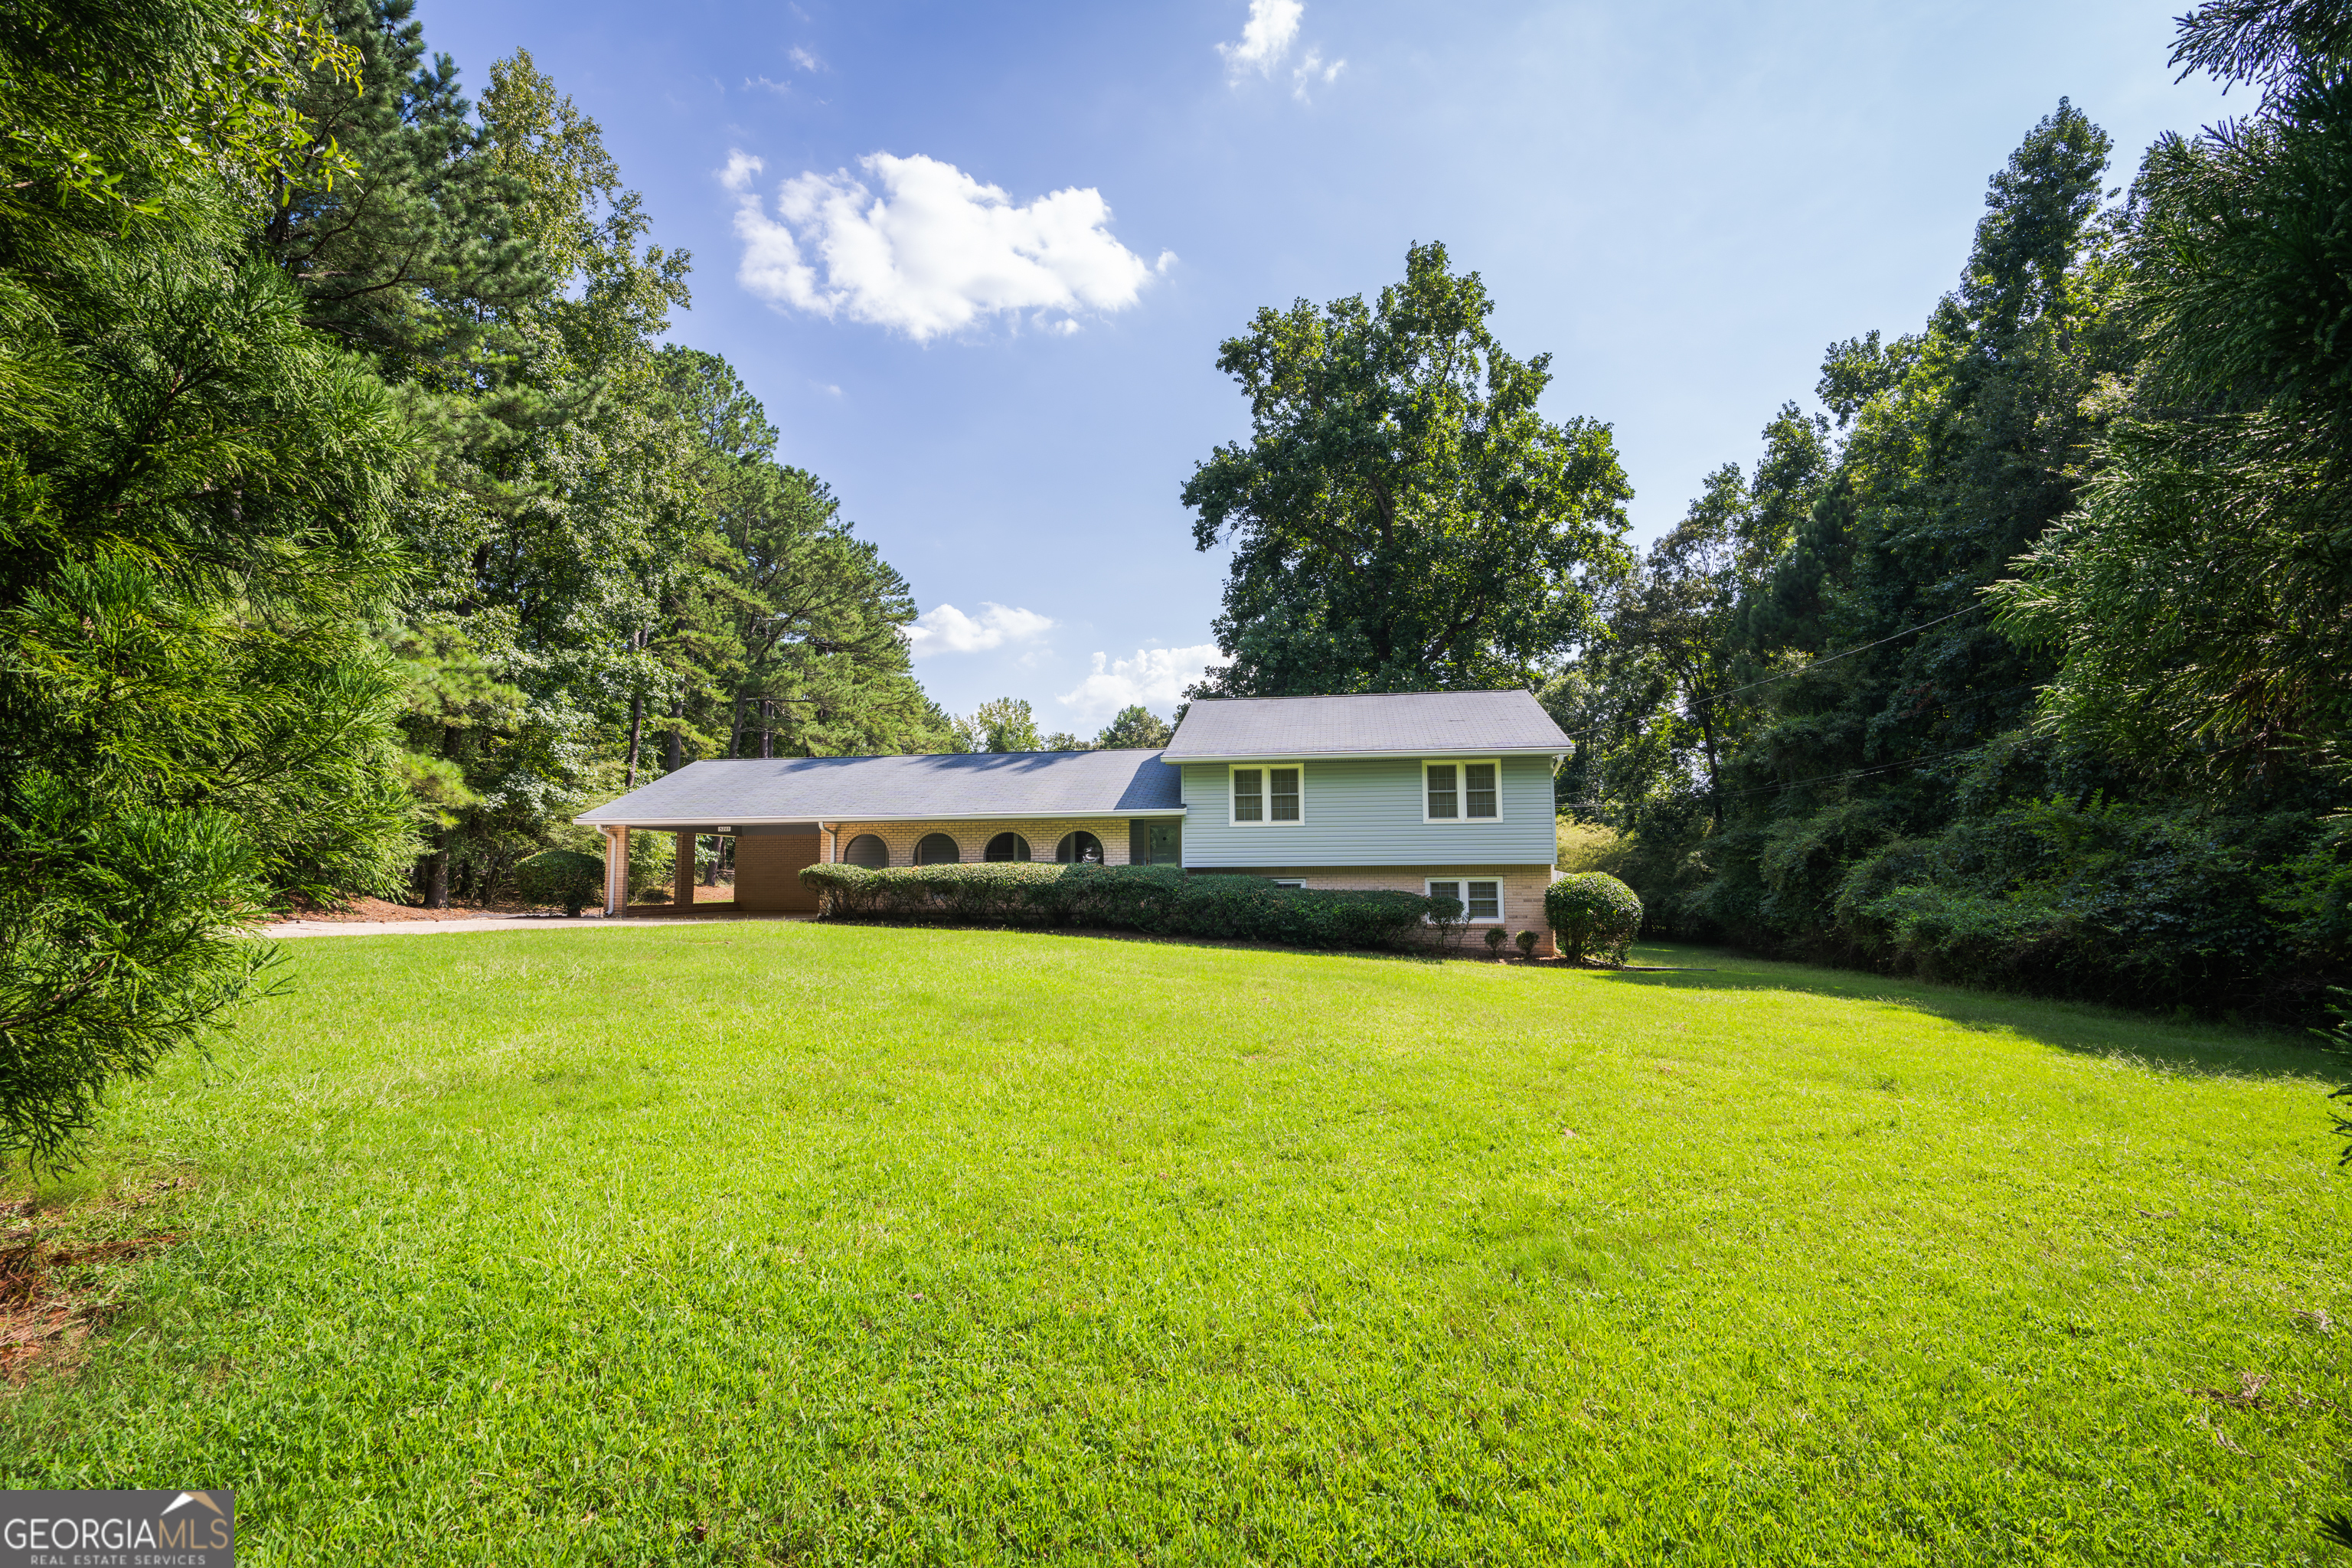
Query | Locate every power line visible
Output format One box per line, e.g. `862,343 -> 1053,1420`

1687,603 -> 1984,714
1551,600 -> 1991,750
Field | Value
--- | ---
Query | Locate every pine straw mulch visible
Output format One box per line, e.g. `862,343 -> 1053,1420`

267,893 -> 539,924
0,1174 -> 190,1384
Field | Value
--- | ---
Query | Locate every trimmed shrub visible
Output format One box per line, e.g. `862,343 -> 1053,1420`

515,849 -> 603,916
799,862 -> 1443,950
1483,926 -> 1508,956
1515,929 -> 1540,959
1546,872 -> 1642,964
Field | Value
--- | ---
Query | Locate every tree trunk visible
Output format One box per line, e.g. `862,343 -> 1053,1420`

425,831 -> 450,910
760,698 -> 773,759
728,693 -> 745,758
665,693 -> 684,773
1697,707 -> 1724,828
624,690 -> 644,790
623,627 -> 649,789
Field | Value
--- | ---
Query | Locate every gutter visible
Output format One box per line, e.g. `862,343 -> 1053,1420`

1160,747 -> 1570,763
572,808 -> 1191,828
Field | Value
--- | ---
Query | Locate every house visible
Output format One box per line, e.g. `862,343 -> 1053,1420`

574,688 -> 1570,949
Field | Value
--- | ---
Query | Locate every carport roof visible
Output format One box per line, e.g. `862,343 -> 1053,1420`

574,749 -> 1183,828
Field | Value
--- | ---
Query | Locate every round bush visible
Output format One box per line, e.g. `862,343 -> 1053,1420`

1544,872 -> 1642,964
515,849 -> 603,916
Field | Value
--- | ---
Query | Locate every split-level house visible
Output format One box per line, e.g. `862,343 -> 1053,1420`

575,688 -> 1570,949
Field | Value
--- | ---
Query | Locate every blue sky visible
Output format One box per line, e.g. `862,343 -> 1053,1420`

424,0 -> 2232,730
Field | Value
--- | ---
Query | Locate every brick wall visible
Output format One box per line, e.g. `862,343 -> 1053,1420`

1232,864 -> 1559,956
819,819 -> 1136,867
734,832 -> 822,911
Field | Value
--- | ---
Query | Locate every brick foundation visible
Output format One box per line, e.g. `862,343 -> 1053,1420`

1195,864 -> 1559,956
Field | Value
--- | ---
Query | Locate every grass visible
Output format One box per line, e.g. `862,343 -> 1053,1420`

5,923 -> 2348,1565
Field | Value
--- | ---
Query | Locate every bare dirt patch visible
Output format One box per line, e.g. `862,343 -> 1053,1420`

0,1176 -> 189,1383
271,893 -> 537,924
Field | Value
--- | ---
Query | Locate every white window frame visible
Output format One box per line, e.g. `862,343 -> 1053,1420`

1229,763 -> 1306,827
1423,759 -> 1503,823
1425,876 -> 1505,923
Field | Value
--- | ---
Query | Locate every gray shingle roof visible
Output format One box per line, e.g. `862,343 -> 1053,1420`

1162,689 -> 1570,760
575,750 -> 1182,827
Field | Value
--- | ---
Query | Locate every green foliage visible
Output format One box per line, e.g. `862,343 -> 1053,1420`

958,697 -> 1042,754
1094,704 -> 1173,749
0,776 -> 278,1171
513,848 -> 601,916
0,0 -> 356,237
0,0 -> 423,1162
1996,31 -> 2352,783
1555,819 -> 1638,877
263,0 -> 550,371
1514,929 -> 1540,958
801,862 -> 1442,950
1545,873 -> 1643,965
1566,78 -> 2352,1015
1482,926 -> 1507,956
1183,242 -> 1632,696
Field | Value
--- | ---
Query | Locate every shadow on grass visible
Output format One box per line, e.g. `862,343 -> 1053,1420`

1595,942 -> 2331,1083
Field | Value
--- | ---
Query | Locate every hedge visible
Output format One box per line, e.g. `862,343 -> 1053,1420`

514,849 -> 603,916
1546,871 -> 1642,964
799,862 -> 1455,950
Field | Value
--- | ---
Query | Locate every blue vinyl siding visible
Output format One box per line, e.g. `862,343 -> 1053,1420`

1179,755 -> 1555,867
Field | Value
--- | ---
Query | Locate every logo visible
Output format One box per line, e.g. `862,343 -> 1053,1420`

0,1489 -> 234,1566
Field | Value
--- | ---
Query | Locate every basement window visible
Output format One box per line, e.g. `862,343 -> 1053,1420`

1426,877 -> 1503,923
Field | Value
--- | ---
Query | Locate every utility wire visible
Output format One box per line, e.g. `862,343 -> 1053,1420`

1684,603 -> 1984,714
1552,600 -> 1990,751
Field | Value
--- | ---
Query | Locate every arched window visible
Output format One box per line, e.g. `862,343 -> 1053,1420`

1056,831 -> 1104,864
915,832 -> 962,864
985,831 -> 1033,862
843,833 -> 888,868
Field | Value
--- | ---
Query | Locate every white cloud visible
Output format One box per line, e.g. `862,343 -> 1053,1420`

1292,47 -> 1344,100
1057,644 -> 1223,721
720,149 -> 763,193
1218,0 -> 1302,79
904,602 -> 1054,658
722,150 -> 1159,340
789,45 -> 820,71
745,74 -> 789,93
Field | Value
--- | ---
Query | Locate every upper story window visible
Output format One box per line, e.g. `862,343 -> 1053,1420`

1426,760 -> 1501,822
1230,764 -> 1303,825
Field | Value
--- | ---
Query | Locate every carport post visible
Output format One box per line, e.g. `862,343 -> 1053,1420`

675,831 -> 695,907
603,825 -> 628,916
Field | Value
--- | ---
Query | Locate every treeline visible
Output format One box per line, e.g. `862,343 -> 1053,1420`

0,0 -> 955,1161
1553,3 -> 2352,1016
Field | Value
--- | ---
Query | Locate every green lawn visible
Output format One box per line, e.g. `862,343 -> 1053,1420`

7,923 -> 2348,1564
